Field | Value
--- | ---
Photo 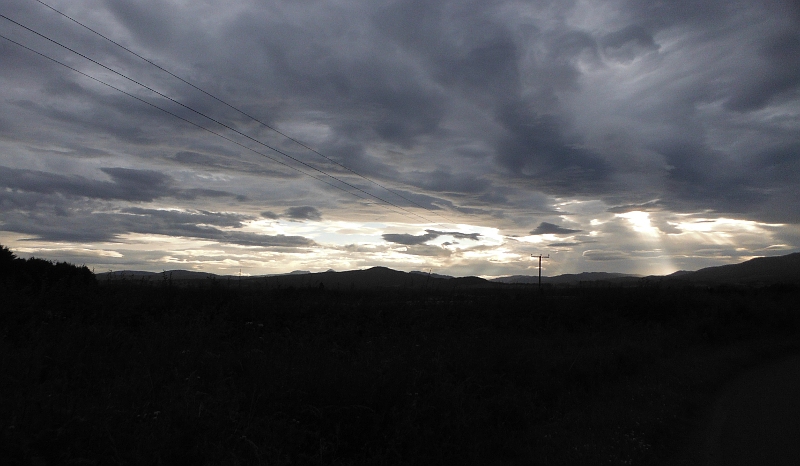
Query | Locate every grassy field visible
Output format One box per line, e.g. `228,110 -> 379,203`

2,256 -> 799,465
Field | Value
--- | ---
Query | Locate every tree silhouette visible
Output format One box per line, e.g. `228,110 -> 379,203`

0,244 -> 95,289
0,244 -> 17,278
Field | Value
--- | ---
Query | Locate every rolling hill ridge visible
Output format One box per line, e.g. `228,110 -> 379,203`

95,252 -> 800,288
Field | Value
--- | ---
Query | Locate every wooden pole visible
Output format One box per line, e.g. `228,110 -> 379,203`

531,254 -> 549,291
539,255 -> 542,289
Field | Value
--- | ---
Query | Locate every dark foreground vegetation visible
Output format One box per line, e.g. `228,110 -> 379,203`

2,247 -> 799,465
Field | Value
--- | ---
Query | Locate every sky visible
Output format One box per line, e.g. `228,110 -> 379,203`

1,0 -> 799,278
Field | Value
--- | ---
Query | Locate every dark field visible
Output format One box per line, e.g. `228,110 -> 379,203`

2,256 -> 799,465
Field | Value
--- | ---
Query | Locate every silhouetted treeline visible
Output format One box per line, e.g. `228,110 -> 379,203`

0,245 -> 95,293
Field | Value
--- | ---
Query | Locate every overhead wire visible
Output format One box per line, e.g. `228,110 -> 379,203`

0,32 -> 385,210
0,14 -> 446,226
0,32 -> 365,197
31,0 -> 461,227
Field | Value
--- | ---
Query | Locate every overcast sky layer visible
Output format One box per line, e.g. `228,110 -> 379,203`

1,0 -> 799,277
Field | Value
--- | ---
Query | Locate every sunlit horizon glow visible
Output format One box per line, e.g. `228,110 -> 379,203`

4,208 -> 795,277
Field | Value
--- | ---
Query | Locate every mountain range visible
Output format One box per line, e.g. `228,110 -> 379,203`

96,252 -> 800,289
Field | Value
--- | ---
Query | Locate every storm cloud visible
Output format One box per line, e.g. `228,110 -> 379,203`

0,0 -> 798,276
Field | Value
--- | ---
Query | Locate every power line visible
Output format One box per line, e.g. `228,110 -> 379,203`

0,32 -> 359,198
0,32 -> 395,213
0,15 -> 444,226
0,13 -> 428,223
32,0 -> 460,226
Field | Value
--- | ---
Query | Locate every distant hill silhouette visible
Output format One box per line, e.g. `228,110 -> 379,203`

97,266 -> 498,290
93,251 -> 800,288
492,272 -> 638,285
96,270 -> 216,281
410,270 -> 455,280
661,252 -> 800,285
249,267 -> 497,290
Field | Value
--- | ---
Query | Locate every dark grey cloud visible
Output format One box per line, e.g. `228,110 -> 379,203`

375,0 -> 522,97
8,0 -> 794,220
383,231 -> 439,246
382,229 -> 481,246
0,165 -> 169,202
601,25 -> 656,50
178,189 -> 247,202
375,188 -> 449,212
100,168 -> 173,200
260,206 -> 322,221
212,2 -> 450,149
398,244 -> 452,257
494,103 -> 611,193
653,139 -> 793,219
622,0 -> 730,30
548,242 -> 580,247
428,230 -> 481,241
652,219 -> 682,235
724,31 -> 800,112
12,93 -> 164,146
549,238 -> 597,247
607,200 -> 662,213
120,207 -> 249,229
530,222 -> 582,235
0,166 -> 241,202
600,25 -> 659,62
171,151 -> 299,179
0,189 -> 64,215
102,0 -> 180,50
407,170 -> 491,194
582,250 -> 629,261
1,209 -> 114,243
733,143 -> 800,223
370,1 -> 617,197
284,206 -> 322,221
26,144 -> 111,159
215,231 -> 315,248
2,205 -> 315,247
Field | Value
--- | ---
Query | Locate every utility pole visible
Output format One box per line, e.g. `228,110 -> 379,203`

531,254 -> 550,291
